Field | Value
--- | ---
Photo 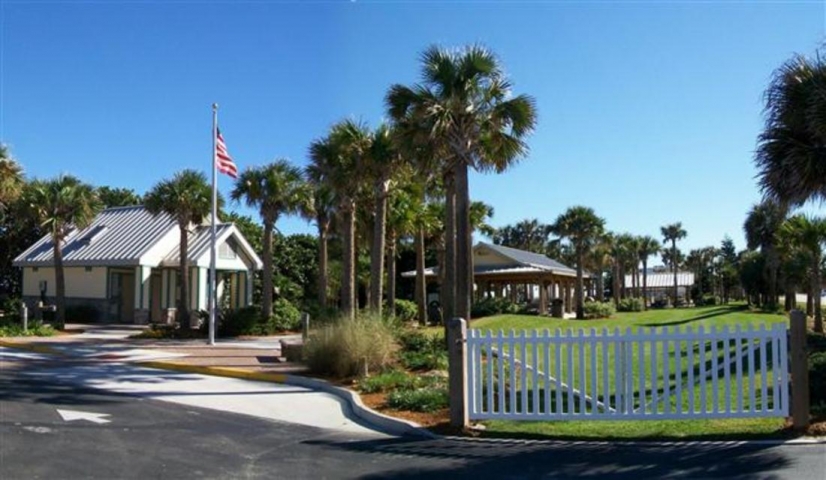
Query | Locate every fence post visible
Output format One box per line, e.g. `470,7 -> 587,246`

448,317 -> 468,429
301,313 -> 310,342
21,303 -> 28,332
789,310 -> 809,431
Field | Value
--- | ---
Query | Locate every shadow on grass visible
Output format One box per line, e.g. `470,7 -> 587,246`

640,305 -> 749,327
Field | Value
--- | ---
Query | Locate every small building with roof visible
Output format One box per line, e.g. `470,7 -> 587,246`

402,242 -> 589,316
13,205 -> 262,324
623,269 -> 695,304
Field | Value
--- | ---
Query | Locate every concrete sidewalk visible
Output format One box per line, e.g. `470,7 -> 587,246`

1,324 -> 429,437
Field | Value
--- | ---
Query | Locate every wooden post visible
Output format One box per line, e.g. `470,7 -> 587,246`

448,317 -> 468,429
538,280 -> 548,315
21,302 -> 28,332
790,310 -> 810,431
301,312 -> 310,342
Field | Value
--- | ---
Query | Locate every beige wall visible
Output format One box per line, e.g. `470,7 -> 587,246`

23,266 -> 107,299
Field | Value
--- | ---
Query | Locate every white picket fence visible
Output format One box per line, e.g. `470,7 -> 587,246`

466,323 -> 789,421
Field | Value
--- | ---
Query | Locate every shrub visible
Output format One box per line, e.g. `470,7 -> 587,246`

266,298 -> 301,332
65,305 -> 99,323
218,306 -> 261,337
396,329 -> 447,371
807,332 -> 826,354
617,297 -> 644,312
386,387 -> 448,412
358,369 -> 419,394
396,330 -> 430,353
810,352 -> 826,408
0,323 -> 55,337
304,313 -> 399,378
583,301 -> 615,319
701,295 -> 720,306
393,299 -> 418,323
471,297 -> 519,318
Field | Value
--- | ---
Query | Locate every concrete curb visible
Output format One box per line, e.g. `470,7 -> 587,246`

0,339 -> 64,356
138,360 -> 436,438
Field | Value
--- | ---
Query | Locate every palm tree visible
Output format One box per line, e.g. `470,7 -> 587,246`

144,170 -> 213,328
0,145 -> 24,213
781,215 -> 826,333
661,222 -> 687,307
551,206 -> 605,319
304,169 -> 335,308
387,45 -> 537,322
755,51 -> 826,207
96,186 -> 142,208
231,160 -> 309,319
309,120 -> 371,320
365,124 -> 400,316
637,235 -> 660,309
23,176 -> 102,328
744,201 -> 786,310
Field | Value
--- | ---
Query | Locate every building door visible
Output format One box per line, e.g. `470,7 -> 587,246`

150,270 -> 162,322
108,271 -> 135,323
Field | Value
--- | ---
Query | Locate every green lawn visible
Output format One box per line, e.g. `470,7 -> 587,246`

465,304 -> 792,439
471,303 -> 787,333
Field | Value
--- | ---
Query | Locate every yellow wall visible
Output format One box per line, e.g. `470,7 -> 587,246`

23,266 -> 107,299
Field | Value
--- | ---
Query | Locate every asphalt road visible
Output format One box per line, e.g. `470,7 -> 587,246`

1,358 -> 825,479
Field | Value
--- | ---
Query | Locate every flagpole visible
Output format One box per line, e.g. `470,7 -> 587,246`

208,103 -> 218,346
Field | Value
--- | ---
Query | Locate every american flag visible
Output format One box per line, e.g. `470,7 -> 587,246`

215,128 -> 238,178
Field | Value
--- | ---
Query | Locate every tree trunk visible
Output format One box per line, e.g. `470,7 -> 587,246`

370,179 -> 389,315
342,198 -> 356,320
415,224 -> 427,325
642,259 -> 649,310
454,162 -> 472,323
812,258 -> 823,333
178,224 -> 190,328
672,241 -> 679,307
575,249 -> 585,319
52,236 -> 66,329
612,262 -> 620,307
317,216 -> 329,307
596,259 -> 604,302
442,167 -> 456,325
387,229 -> 397,316
767,247 -> 778,310
262,219 -> 274,320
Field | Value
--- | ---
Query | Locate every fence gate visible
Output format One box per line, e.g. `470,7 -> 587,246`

465,324 -> 789,421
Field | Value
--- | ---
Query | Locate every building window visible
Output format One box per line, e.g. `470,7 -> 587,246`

85,266 -> 93,272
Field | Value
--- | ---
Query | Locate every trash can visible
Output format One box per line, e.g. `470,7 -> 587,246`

551,299 -> 564,318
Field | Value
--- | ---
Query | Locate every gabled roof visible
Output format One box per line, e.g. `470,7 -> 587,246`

13,206 -> 177,267
162,223 -> 263,270
13,206 -> 263,270
477,242 -> 576,275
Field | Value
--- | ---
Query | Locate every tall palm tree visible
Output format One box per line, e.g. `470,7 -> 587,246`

23,176 -> 102,328
365,124 -> 400,315
309,120 -> 371,320
744,201 -> 786,310
387,44 -> 537,322
0,145 -> 24,213
755,51 -> 826,207
304,168 -> 335,308
637,235 -> 660,309
552,206 -> 605,319
96,186 -> 142,208
144,170 -> 213,328
661,222 -> 687,307
781,215 -> 826,333
231,160 -> 309,319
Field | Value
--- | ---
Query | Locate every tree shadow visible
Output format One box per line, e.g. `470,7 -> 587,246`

304,435 -> 795,479
640,305 -> 749,327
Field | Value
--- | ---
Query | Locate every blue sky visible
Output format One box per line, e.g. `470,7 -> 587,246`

1,0 -> 823,262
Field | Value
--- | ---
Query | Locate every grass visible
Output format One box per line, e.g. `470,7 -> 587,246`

471,303 -> 787,333
465,304 -> 794,439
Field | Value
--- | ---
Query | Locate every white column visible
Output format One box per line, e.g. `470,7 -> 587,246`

134,266 -> 151,310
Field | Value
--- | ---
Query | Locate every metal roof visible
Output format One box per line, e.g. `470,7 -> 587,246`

13,206 -> 177,267
624,271 -> 695,288
162,223 -> 234,265
477,243 -> 577,275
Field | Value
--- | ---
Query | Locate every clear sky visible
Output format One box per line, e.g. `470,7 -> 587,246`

1,0 -> 823,262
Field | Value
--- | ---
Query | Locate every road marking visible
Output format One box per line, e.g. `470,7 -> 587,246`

56,409 -> 111,424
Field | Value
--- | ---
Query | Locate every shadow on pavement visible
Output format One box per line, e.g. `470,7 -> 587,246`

304,435 -> 791,479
